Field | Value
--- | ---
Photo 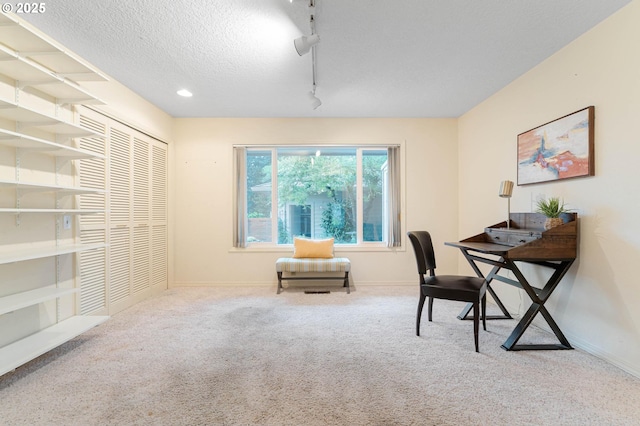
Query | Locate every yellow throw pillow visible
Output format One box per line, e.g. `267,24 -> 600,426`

293,237 -> 335,259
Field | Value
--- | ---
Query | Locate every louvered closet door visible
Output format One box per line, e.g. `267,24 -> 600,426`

109,125 -> 168,312
108,126 -> 133,312
78,112 -> 108,315
151,143 -> 168,289
133,137 -> 150,295
109,127 -> 168,312
134,137 -> 167,296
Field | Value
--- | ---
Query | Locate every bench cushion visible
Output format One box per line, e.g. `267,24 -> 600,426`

276,257 -> 351,273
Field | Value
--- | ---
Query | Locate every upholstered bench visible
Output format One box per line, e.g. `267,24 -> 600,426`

275,237 -> 350,294
276,257 -> 351,294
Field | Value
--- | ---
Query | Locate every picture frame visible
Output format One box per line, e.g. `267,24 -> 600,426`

517,106 -> 594,185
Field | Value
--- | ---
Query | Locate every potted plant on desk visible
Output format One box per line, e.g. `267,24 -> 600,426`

536,196 -> 569,230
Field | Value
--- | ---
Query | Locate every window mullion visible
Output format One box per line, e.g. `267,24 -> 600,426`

356,149 -> 363,244
271,149 -> 278,244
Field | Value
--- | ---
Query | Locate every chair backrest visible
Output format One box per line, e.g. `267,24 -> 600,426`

407,231 -> 437,278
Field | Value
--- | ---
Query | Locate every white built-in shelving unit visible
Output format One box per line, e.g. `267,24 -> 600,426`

0,13 -> 109,376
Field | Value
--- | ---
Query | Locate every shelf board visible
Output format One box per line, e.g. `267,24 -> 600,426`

0,242 -> 107,265
0,44 -> 59,83
0,14 -> 108,83
0,45 -> 105,104
0,98 -> 101,137
0,208 -> 105,215
0,179 -> 106,195
0,315 -> 109,377
0,128 -> 105,159
0,287 -> 79,316
26,79 -> 106,105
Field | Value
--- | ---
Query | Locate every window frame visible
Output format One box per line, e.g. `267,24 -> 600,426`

234,142 -> 405,251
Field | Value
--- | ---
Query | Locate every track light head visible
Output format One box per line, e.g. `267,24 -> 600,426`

294,34 -> 320,56
308,90 -> 321,110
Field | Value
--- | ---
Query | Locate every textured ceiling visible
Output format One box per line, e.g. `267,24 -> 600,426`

20,0 -> 631,118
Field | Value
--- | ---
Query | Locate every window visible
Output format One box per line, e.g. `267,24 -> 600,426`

235,145 -> 401,248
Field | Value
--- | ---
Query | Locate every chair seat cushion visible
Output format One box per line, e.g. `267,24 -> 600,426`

425,275 -> 485,289
422,275 -> 486,302
276,257 -> 351,273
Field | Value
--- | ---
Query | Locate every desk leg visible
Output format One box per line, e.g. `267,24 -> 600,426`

501,260 -> 574,351
457,252 -> 512,321
483,266 -> 513,319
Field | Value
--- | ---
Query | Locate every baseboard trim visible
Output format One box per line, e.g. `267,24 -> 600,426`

563,331 -> 640,379
171,280 -> 415,287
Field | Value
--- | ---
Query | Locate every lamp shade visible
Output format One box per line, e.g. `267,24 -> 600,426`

499,180 -> 514,198
294,34 -> 320,56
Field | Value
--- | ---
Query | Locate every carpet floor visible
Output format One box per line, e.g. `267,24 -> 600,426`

1,285 -> 639,425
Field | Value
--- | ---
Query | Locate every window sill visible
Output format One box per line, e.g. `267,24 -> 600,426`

229,245 -> 404,254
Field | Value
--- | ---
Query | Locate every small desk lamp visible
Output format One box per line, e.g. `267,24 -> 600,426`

499,180 -> 514,229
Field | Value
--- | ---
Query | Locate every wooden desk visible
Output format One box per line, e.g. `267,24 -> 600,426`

446,212 -> 578,351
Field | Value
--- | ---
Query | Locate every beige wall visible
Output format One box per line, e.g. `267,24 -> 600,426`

458,1 -> 640,376
171,118 -> 459,287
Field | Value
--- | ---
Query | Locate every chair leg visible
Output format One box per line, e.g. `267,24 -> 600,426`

416,292 -> 426,336
473,302 -> 480,352
277,272 -> 283,294
481,294 -> 487,331
427,296 -> 434,322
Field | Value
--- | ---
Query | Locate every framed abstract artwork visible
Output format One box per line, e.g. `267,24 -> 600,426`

517,106 -> 594,185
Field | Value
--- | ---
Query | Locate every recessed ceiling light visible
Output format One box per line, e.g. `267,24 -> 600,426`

177,89 -> 193,97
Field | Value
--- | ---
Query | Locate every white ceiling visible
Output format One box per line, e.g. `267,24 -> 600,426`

20,0 -> 631,118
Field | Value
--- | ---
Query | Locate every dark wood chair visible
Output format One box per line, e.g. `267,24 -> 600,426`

407,231 -> 487,352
